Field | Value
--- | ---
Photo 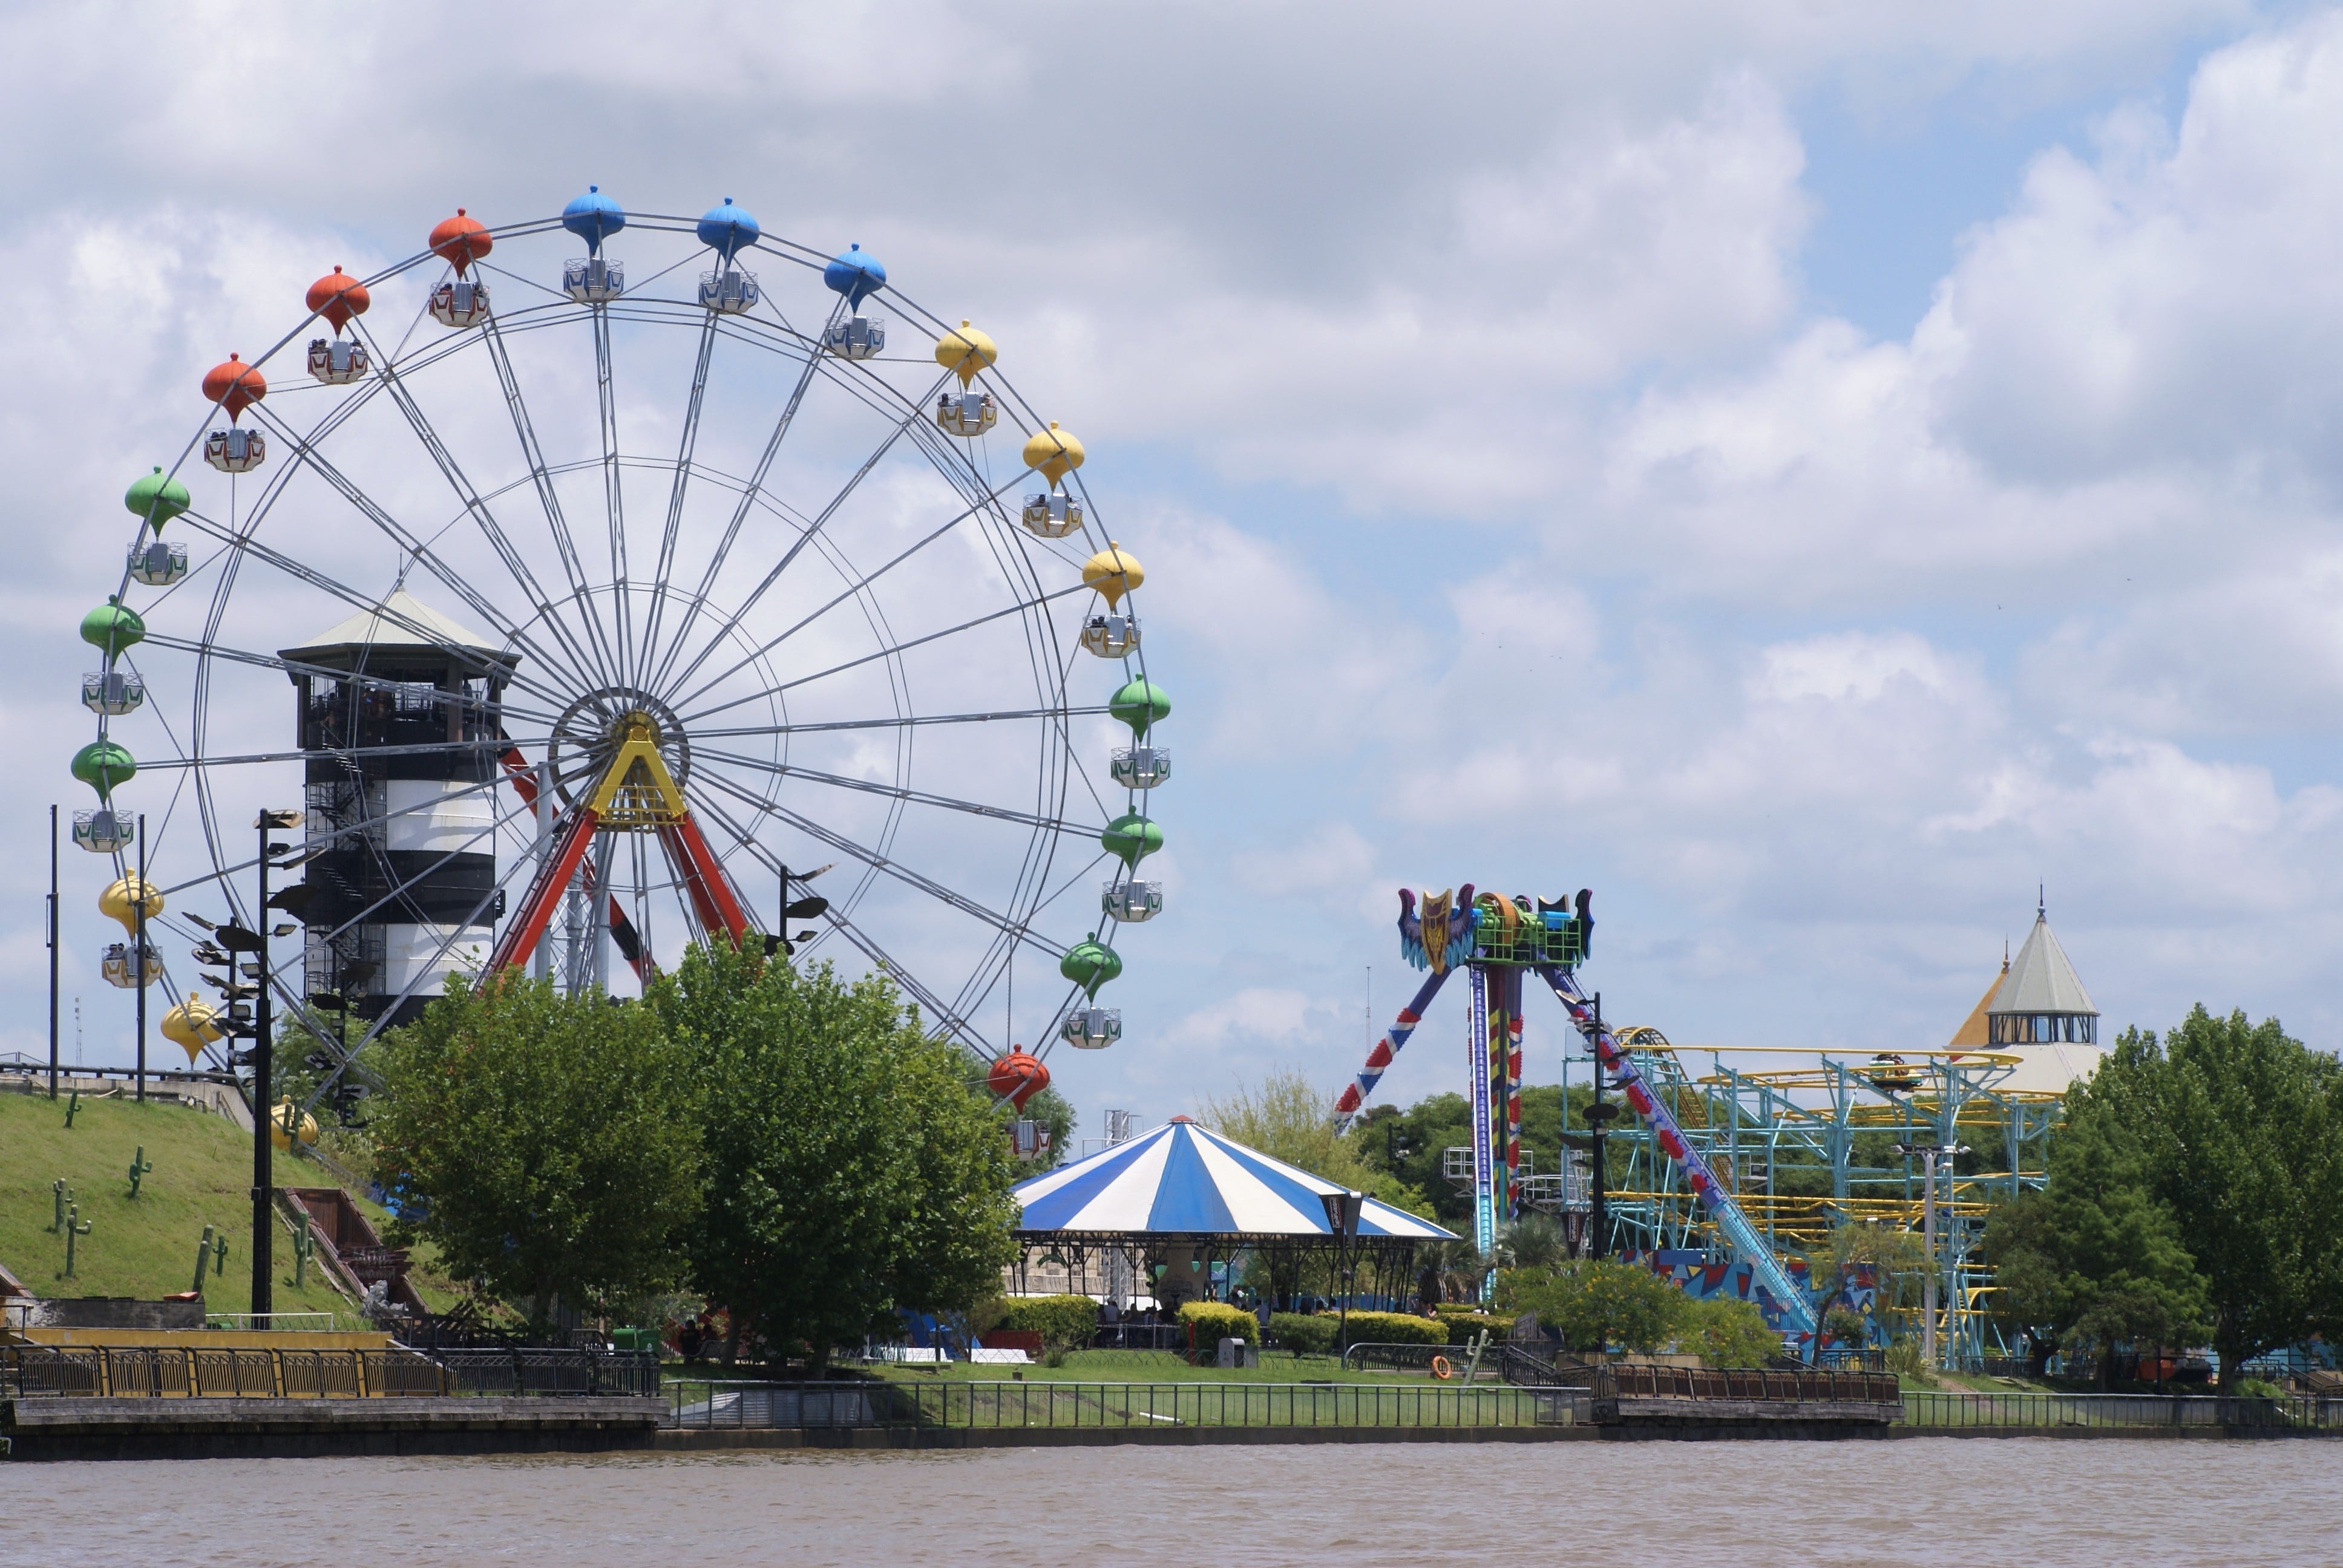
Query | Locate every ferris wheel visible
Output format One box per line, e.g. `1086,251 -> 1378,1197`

69,189 -> 1168,1102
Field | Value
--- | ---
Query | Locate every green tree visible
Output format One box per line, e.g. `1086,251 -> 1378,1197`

1984,1133 -> 2207,1384
1683,1296 -> 1779,1368
1495,1259 -> 1683,1353
1197,1067 -> 1428,1214
650,942 -> 1017,1367
372,975 -> 703,1325
2103,1009 -> 2343,1388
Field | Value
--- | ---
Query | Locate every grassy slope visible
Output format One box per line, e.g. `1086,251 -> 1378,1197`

0,1089 -> 353,1319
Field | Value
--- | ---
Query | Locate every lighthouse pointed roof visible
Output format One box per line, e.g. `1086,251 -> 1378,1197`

278,589 -> 513,671
1988,902 -> 2097,1020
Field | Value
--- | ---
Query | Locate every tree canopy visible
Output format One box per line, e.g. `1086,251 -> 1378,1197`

371,974 -> 704,1324
1987,1007 -> 2343,1387
649,942 -> 1018,1365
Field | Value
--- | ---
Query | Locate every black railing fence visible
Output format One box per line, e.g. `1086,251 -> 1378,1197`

1,1343 -> 655,1400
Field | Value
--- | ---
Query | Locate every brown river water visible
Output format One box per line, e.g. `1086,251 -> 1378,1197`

3,1440 -> 2338,1567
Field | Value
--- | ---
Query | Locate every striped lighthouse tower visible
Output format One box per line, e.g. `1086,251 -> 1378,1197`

279,591 -> 517,1025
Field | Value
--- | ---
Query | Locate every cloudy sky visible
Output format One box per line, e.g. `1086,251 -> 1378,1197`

10,1 -> 2343,1131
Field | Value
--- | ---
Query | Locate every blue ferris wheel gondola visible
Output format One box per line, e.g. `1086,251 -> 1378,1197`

561,185 -> 626,255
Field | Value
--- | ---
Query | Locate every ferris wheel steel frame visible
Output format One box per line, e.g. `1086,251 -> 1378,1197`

77,202 -> 1159,1117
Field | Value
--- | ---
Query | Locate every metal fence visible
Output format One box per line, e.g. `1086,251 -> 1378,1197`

1,1345 -> 449,1399
665,1379 -> 1568,1431
1900,1391 -> 2343,1431
428,1347 -> 660,1397
1,1344 -> 654,1400
656,1377 -> 2343,1435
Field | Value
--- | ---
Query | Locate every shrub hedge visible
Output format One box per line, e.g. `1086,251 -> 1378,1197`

1319,1310 -> 1446,1348
1269,1312 -> 1336,1354
1439,1312 -> 1513,1347
1178,1301 -> 1259,1347
989,1295 -> 1100,1354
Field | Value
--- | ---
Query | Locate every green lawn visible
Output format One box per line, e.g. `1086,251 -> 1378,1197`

0,1088 -> 355,1321
863,1348 -> 1449,1386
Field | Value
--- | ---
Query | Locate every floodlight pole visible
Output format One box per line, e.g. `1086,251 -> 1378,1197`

1897,1140 -> 1968,1371
134,814 -> 146,1103
47,803 -> 59,1100
251,814 -> 274,1328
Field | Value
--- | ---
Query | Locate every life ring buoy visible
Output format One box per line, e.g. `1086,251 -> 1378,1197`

1430,1355 -> 1454,1380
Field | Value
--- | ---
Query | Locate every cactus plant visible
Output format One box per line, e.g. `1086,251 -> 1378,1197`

290,1211 -> 315,1289
125,1145 -> 153,1200
63,1088 -> 81,1128
61,1205 -> 91,1278
194,1225 -> 216,1296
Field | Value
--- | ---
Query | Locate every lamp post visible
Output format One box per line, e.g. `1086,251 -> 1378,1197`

134,813 -> 147,1103
1584,992 -> 1614,1262
1320,1189 -> 1364,1354
247,807 -> 303,1328
47,804 -> 58,1100
1895,1141 -> 1970,1371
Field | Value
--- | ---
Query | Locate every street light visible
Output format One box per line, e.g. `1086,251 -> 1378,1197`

1320,1189 -> 1364,1355
1895,1140 -> 1971,1372
249,806 -> 302,1328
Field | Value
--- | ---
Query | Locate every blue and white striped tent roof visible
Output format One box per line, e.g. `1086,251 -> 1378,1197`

1013,1119 -> 1458,1240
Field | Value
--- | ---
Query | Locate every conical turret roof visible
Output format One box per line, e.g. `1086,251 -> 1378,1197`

1988,904 -> 2096,1020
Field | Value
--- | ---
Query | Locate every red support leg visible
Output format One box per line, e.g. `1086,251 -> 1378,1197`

485,805 -> 600,973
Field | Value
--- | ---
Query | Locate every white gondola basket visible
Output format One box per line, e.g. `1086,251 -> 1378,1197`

1021,491 -> 1083,538
428,279 -> 492,327
1060,1006 -> 1122,1051
1110,746 -> 1170,790
204,427 -> 265,474
822,314 -> 885,359
127,538 -> 188,587
101,940 -> 161,990
1080,613 -> 1140,659
1011,1119 -> 1053,1160
935,390 -> 995,437
698,269 -> 760,313
306,336 -> 369,384
1101,880 -> 1162,923
563,258 -> 626,303
73,807 -> 133,854
82,670 -> 145,717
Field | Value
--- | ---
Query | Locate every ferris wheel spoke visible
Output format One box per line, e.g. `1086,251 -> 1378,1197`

148,770 -> 520,898
145,616 -> 571,733
635,315 -> 720,690
351,319 -> 615,696
645,298 -> 847,690
653,374 -> 952,699
675,583 -> 1093,728
126,733 -> 552,773
298,830 -> 557,1102
678,705 -> 1106,742
476,316 -> 624,690
662,465 -> 1032,717
692,748 -> 1101,836
686,790 -> 994,1058
292,789 -> 545,952
591,305 -> 635,686
689,766 -> 1066,958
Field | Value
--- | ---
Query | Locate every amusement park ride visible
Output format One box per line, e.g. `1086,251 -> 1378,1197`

1338,888 -> 2080,1366
70,191 -> 1165,1151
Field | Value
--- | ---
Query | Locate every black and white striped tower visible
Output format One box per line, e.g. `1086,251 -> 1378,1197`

279,590 -> 516,1025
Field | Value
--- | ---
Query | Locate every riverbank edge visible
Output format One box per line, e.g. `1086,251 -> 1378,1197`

652,1422 -> 2336,1451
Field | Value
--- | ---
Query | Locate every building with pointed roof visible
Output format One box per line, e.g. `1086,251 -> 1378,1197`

277,590 -> 519,1025
1950,896 -> 2103,1096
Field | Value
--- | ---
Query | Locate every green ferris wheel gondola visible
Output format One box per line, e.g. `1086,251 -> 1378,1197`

123,467 -> 191,533
1101,810 -> 1162,866
71,739 -> 137,798
1109,676 -> 1169,737
1060,933 -> 1122,998
80,596 -> 145,656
